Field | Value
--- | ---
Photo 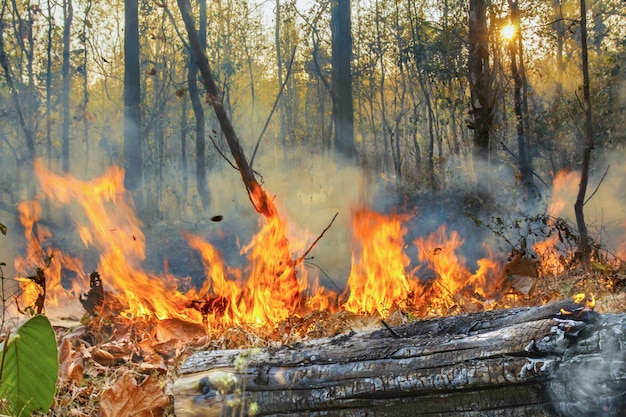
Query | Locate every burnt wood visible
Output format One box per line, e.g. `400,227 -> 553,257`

173,299 -> 626,417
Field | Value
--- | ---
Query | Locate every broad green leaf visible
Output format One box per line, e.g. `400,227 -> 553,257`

0,315 -> 59,416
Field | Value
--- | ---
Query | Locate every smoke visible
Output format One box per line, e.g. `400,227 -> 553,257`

545,152 -> 626,256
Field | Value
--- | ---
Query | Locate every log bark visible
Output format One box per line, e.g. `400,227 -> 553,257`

173,299 -> 626,417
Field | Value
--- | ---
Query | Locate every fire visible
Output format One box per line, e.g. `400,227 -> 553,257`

343,209 -> 421,316
13,161 -> 505,327
414,226 -> 498,312
532,170 -> 580,275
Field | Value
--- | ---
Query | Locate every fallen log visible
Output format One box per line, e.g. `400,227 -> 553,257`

173,298 -> 626,417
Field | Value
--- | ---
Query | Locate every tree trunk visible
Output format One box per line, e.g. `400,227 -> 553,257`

508,0 -> 534,198
173,299 -> 624,417
82,0 -> 92,177
331,0 -> 358,163
123,0 -> 143,197
46,0 -> 54,167
61,0 -> 73,173
275,0 -> 287,147
180,80 -> 189,202
468,0 -> 491,190
574,0 -> 593,260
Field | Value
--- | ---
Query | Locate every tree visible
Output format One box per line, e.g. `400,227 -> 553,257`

507,0 -> 535,198
61,0 -> 73,173
331,0 -> 358,163
574,0 -> 594,259
187,0 -> 210,209
468,0 -> 491,189
123,0 -> 142,197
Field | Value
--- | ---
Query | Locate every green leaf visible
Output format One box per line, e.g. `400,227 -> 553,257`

0,223 -> 6,236
0,315 -> 59,416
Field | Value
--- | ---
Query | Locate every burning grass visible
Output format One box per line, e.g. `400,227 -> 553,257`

1,161 -> 625,416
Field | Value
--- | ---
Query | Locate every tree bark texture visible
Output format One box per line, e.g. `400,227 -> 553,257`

174,299 -> 625,416
331,0 -> 359,163
468,0 -> 491,187
123,0 -> 143,194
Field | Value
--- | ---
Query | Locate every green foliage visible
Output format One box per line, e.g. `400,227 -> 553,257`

0,315 -> 59,416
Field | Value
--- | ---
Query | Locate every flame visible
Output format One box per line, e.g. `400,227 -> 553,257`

532,170 -> 580,275
13,161 -> 505,327
343,209 -> 421,316
414,226 -> 498,312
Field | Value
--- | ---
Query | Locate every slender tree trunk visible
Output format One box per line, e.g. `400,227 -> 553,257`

275,0 -> 287,147
0,3 -> 35,165
552,0 -> 568,171
187,0 -> 210,209
508,1 -> 534,198
574,0 -> 593,259
61,0 -> 73,173
181,80 -> 189,203
331,0 -> 358,163
374,0 -> 390,175
46,0 -> 54,167
82,0 -> 92,176
468,0 -> 491,189
123,0 -> 143,198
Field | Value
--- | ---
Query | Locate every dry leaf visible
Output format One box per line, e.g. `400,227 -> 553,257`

100,374 -> 170,417
154,318 -> 206,343
58,338 -> 84,383
91,348 -> 117,366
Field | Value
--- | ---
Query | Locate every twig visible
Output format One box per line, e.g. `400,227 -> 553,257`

584,165 -> 609,206
250,46 -> 297,168
295,212 -> 339,265
208,134 -> 238,171
303,261 -> 343,293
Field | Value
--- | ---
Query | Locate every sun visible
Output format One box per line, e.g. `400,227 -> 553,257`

501,24 -> 516,40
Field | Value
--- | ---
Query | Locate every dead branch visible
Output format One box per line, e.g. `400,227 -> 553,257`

250,46 -> 297,168
175,0 -> 276,219
295,212 -> 339,265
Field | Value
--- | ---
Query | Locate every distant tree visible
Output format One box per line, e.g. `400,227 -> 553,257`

61,0 -> 73,173
0,1 -> 36,170
574,0 -> 593,259
81,0 -> 92,175
331,0 -> 358,162
468,0 -> 491,188
187,0 -> 210,209
507,0 -> 535,198
123,0 -> 143,197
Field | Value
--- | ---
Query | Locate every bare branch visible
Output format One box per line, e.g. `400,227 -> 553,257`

295,212 -> 339,265
250,46 -> 297,168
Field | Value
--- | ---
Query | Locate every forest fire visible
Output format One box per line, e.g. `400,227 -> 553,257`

13,161 -> 610,330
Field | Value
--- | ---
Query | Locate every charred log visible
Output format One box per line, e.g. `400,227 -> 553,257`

173,299 -> 626,417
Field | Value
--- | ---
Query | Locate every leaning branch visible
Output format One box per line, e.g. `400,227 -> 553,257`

175,0 -> 276,219
295,212 -> 339,265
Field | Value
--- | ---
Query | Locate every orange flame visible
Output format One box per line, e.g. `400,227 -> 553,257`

343,209 -> 421,316
13,162 -> 504,327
